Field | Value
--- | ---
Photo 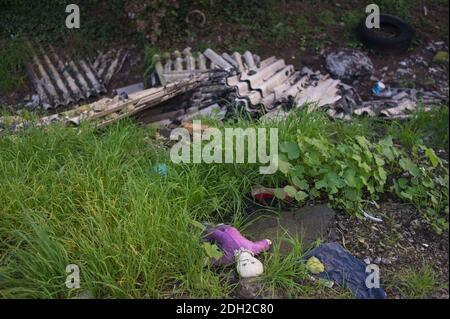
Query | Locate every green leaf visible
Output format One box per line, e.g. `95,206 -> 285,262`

355,136 -> 370,148
436,176 -> 449,187
202,242 -> 223,260
283,185 -> 297,197
400,191 -> 413,200
295,190 -> 309,202
358,162 -> 371,173
381,136 -> 394,147
274,188 -> 286,200
293,165 -> 305,177
315,179 -> 328,190
425,148 -> 440,167
189,219 -> 206,231
359,175 -> 368,186
278,159 -> 292,174
367,183 -> 375,194
344,188 -> 359,201
374,154 -> 385,166
326,172 -> 344,189
309,188 -> 320,198
399,157 -> 420,177
280,141 -> 300,160
429,194 -> 438,205
377,166 -> 387,182
352,154 -> 362,163
344,169 -> 358,187
397,178 -> 409,189
292,176 -> 309,190
421,177 -> 434,188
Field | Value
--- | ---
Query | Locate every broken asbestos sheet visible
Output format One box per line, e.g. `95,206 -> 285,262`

25,43 -> 128,110
150,48 -> 261,86
328,85 -> 448,120
1,75 -> 207,133
150,48 -> 342,115
227,61 -> 341,113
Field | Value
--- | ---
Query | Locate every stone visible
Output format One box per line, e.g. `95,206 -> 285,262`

325,49 -> 373,80
396,68 -> 410,76
381,258 -> 392,265
301,66 -> 314,76
244,204 -> 335,255
235,278 -> 281,299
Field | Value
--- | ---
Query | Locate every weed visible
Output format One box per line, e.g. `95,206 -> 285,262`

377,0 -> 413,18
393,264 -> 442,298
271,108 -> 449,233
386,106 -> 449,149
261,236 -> 308,298
317,10 -> 336,27
341,10 -> 363,30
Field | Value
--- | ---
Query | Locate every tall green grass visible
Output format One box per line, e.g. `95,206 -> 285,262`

0,121 -> 266,298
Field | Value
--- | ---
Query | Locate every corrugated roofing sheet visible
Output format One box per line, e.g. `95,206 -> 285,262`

151,48 -> 261,86
25,44 -> 128,109
226,58 -> 341,112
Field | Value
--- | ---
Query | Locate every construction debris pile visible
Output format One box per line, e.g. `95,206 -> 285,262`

1,47 -> 448,134
330,86 -> 447,120
1,76 -> 207,132
149,48 -> 341,116
323,48 -> 448,120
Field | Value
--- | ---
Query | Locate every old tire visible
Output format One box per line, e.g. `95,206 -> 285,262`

357,14 -> 414,54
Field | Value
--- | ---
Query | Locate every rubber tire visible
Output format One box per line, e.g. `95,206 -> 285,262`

356,14 -> 414,54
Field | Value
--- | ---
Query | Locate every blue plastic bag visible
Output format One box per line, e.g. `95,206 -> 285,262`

305,242 -> 387,299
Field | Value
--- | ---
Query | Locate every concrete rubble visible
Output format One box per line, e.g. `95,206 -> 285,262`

328,85 -> 447,120
326,49 -> 374,81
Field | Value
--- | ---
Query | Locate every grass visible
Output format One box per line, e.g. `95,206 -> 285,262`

260,236 -> 308,298
0,121 -> 260,298
393,264 -> 443,299
1,105 -> 448,298
386,106 -> 449,149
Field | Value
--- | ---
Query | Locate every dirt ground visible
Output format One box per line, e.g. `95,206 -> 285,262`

329,200 -> 449,299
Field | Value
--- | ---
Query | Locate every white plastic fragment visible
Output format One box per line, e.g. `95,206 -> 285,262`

361,209 -> 383,223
